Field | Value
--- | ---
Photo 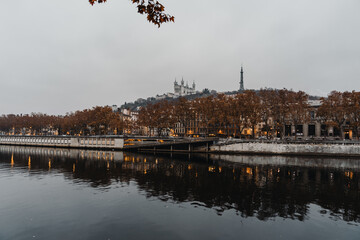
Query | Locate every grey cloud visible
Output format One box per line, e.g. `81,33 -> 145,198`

1,0 -> 359,114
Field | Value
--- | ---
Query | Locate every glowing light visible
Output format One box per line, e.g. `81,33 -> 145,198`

28,156 -> 31,170
208,166 -> 216,172
73,163 -> 76,173
11,153 -> 14,167
246,167 -> 252,175
48,159 -> 51,170
345,171 -> 354,179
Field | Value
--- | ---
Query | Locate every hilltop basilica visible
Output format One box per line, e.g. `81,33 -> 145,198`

174,78 -> 196,96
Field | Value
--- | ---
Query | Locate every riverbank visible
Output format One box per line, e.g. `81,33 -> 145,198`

209,140 -> 360,157
2,135 -> 360,157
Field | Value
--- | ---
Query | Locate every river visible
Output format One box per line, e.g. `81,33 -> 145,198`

0,146 -> 359,240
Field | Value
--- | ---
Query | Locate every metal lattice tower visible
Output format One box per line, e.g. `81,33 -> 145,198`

240,66 -> 244,91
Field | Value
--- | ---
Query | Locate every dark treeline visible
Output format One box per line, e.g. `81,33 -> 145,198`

139,89 -> 360,138
0,106 -> 126,135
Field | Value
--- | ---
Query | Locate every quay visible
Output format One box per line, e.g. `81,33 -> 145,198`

210,139 -> 360,157
0,135 -> 216,152
0,135 -> 124,150
2,135 -> 360,157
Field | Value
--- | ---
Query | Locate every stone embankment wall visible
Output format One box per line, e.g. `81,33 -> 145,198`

0,136 -> 124,149
210,142 -> 360,157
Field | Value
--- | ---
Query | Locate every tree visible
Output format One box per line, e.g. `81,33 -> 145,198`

271,89 -> 292,139
215,94 -> 233,136
259,89 -> 275,138
348,91 -> 360,139
138,103 -> 158,136
173,97 -> 192,136
287,91 -> 309,139
89,0 -> 175,27
318,91 -> 350,138
243,90 -> 262,139
233,93 -> 249,138
152,100 -> 176,136
193,96 -> 217,136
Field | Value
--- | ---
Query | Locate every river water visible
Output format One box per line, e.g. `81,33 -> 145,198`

0,146 -> 359,240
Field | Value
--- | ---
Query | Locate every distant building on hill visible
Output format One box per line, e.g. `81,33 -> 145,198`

174,78 -> 196,96
153,77 -> 198,100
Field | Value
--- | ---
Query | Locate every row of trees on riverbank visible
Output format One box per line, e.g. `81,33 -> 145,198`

2,89 -> 360,139
0,106 -> 126,135
138,89 -> 360,138
318,91 -> 360,139
138,89 -> 309,137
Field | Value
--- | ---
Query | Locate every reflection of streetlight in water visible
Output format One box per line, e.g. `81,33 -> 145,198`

11,153 -> 14,168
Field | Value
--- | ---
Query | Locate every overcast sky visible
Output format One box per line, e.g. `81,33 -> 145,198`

1,0 -> 359,115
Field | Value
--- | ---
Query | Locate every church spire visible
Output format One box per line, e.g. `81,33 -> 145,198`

240,66 -> 244,91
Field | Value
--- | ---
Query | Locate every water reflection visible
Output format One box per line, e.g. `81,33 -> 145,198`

0,145 -> 359,223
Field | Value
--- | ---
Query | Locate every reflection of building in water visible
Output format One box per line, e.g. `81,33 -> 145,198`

1,146 -> 359,223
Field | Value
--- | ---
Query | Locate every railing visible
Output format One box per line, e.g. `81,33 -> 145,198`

216,138 -> 360,146
123,137 -> 216,147
0,135 -> 124,149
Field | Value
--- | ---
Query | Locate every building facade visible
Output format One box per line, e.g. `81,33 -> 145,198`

174,78 -> 196,96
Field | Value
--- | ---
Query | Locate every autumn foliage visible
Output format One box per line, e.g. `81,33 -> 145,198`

138,89 -> 312,138
2,90 -> 360,139
0,106 -> 124,136
89,0 -> 174,27
137,89 -> 360,139
317,91 -> 360,139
